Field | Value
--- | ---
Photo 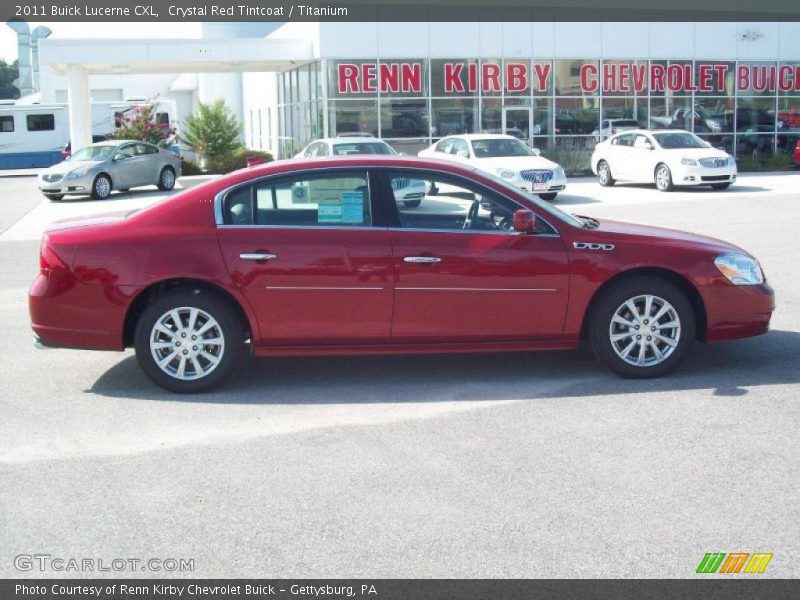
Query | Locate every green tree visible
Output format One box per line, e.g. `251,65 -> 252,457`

181,99 -> 243,163
0,59 -> 20,100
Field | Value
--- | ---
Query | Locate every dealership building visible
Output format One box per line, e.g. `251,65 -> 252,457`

27,21 -> 800,164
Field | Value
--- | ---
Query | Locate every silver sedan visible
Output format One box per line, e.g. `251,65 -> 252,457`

38,140 -> 181,200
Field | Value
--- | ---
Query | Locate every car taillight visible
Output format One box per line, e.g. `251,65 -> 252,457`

39,241 -> 67,272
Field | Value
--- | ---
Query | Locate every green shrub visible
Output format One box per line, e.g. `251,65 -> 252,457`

180,158 -> 204,176
738,152 -> 794,172
206,149 -> 274,175
182,99 -> 243,164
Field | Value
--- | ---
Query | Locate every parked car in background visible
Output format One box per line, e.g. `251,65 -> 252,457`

61,135 -> 110,160
591,129 -> 736,191
418,134 -> 567,200
30,155 -> 774,392
38,140 -> 181,200
295,137 -> 398,158
777,105 -> 800,128
295,137 -> 426,207
593,118 -> 640,141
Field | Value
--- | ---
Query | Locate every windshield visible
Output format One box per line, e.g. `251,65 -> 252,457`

69,145 -> 116,161
653,132 -> 709,149
332,142 -> 397,156
477,169 -> 584,228
471,138 -> 536,158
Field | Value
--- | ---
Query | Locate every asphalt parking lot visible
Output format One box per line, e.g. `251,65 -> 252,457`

0,171 -> 798,578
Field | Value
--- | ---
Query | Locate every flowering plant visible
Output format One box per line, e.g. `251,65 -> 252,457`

112,101 -> 177,147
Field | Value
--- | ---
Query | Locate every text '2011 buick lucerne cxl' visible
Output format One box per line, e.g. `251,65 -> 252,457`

29,156 -> 774,393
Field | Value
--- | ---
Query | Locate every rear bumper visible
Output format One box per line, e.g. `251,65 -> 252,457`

29,271 -> 138,351
704,282 -> 775,343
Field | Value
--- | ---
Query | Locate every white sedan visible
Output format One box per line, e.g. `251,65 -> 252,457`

591,129 -> 737,192
418,134 -> 567,201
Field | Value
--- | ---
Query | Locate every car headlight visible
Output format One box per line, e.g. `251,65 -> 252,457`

680,158 -> 698,166
496,168 -> 515,180
66,168 -> 90,179
554,166 -> 565,179
714,253 -> 764,285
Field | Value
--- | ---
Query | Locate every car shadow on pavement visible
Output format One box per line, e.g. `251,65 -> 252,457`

87,329 -> 800,405
550,194 -> 602,206
611,183 -> 770,194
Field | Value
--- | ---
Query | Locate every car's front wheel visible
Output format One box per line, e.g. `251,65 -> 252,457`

655,164 -> 674,192
597,160 -> 615,187
91,174 -> 112,199
134,290 -> 244,393
157,166 -> 176,191
538,192 -> 558,201
590,277 -> 695,378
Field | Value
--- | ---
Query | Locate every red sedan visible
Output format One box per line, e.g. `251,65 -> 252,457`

29,156 -> 774,392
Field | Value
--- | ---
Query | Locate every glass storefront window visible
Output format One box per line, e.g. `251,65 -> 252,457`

380,99 -> 429,137
648,60 -> 693,98
777,63 -> 800,96
554,97 -> 598,135
735,132 -> 775,159
431,98 -> 478,136
777,96 -> 800,130
600,60 -> 648,96
600,97 -> 648,127
648,96 -> 691,129
692,97 -> 734,133
693,61 -> 735,96
736,97 -> 777,133
736,62 -> 777,97
380,59 -> 427,98
554,59 -> 599,98
431,59 -> 477,97
328,100 -> 378,136
480,59 -> 503,97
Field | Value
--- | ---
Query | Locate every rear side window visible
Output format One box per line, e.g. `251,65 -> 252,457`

27,114 -> 55,131
223,170 -> 372,227
0,115 -> 13,132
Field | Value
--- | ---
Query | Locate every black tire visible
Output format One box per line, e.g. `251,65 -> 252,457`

538,192 -> 558,201
597,160 -> 615,187
44,193 -> 64,201
711,183 -> 731,190
654,163 -> 674,192
403,199 -> 422,208
157,166 -> 176,191
589,277 -> 695,379
91,173 -> 112,199
134,290 -> 244,393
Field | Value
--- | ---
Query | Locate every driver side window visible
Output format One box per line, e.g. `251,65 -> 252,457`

387,170 -> 520,233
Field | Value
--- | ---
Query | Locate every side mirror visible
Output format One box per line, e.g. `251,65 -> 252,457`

512,209 -> 536,233
644,142 -> 654,150
531,147 -> 541,156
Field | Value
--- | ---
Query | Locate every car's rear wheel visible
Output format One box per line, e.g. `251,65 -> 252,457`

404,199 -> 422,208
538,192 -> 558,201
157,166 -> 176,191
597,160 -> 615,187
711,183 -> 731,190
134,290 -> 244,393
44,193 -> 64,201
655,164 -> 674,192
590,277 -> 695,378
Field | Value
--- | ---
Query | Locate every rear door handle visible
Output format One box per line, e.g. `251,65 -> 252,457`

403,256 -> 442,264
240,253 -> 278,261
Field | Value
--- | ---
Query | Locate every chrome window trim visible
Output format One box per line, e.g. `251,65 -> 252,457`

214,165 -> 375,227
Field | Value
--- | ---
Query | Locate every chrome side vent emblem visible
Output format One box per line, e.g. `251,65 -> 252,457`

573,242 -> 615,251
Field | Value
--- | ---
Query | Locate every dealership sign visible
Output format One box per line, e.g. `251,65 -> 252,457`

337,61 -> 800,94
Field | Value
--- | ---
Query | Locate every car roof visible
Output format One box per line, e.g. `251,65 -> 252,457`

316,137 -> 390,145
610,128 -> 690,136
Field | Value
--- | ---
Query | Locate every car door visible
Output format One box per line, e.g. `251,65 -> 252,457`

607,133 -> 635,179
108,143 -> 140,188
379,168 -> 570,342
216,168 -> 394,345
630,134 -> 657,182
136,143 -> 161,184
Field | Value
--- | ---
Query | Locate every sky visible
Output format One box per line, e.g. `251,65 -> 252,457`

0,22 -> 202,63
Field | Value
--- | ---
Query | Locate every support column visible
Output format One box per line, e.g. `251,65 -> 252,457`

67,65 -> 92,152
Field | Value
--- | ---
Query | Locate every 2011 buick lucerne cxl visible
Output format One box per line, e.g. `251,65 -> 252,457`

29,156 -> 774,393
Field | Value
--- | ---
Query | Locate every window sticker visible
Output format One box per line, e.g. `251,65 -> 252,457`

340,191 -> 365,223
317,200 -> 342,223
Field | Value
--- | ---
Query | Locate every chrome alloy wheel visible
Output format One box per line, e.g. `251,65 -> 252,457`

95,176 -> 111,197
655,165 -> 671,190
598,162 -> 610,184
149,307 -> 225,380
161,168 -> 175,188
608,294 -> 681,367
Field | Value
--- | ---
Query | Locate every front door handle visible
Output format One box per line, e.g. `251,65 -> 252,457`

403,256 -> 442,264
240,253 -> 278,261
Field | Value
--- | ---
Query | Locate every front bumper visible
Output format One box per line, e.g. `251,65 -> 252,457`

511,173 -> 568,195
671,164 -> 737,186
704,282 -> 774,343
38,172 -> 94,196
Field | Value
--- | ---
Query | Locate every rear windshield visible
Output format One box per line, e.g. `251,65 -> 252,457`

332,143 -> 396,156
